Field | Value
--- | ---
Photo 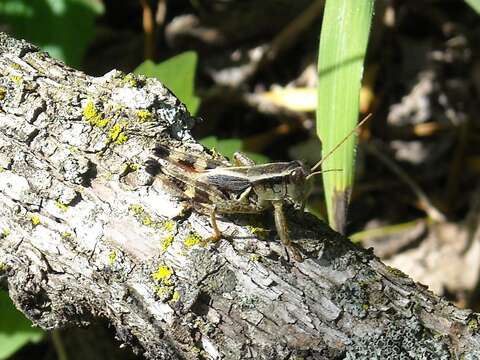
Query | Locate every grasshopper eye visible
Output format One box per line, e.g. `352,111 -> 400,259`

290,168 -> 305,184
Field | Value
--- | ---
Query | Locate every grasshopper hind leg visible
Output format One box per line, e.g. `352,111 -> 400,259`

191,203 -> 223,243
208,205 -> 222,242
272,201 -> 303,262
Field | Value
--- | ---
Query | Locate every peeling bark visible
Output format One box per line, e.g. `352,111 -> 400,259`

0,33 -> 479,360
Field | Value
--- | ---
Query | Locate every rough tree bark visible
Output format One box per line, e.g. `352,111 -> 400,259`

0,32 -> 479,360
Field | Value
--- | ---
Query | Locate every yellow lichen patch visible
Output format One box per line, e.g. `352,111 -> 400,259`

0,87 -> 6,100
190,346 -> 202,355
108,122 -> 128,144
130,204 -> 152,225
30,215 -> 41,226
0,263 -> 8,272
154,285 -> 173,301
249,254 -> 260,262
103,172 -> 113,181
83,100 -> 98,120
247,225 -> 269,239
83,100 -> 111,128
108,250 -> 117,265
128,163 -> 139,171
129,204 -> 164,228
184,232 -> 203,248
161,234 -> 175,253
136,109 -> 151,122
85,103 -> 108,126
123,73 -> 138,87
2,228 -> 10,237
120,163 -> 129,174
10,75 -> 22,84
116,132 -> 128,144
120,162 -> 140,176
141,215 -> 153,226
468,318 -> 478,330
95,116 -> 111,127
184,186 -> 196,198
61,232 -> 72,239
171,290 -> 181,303
129,204 -> 144,216
152,265 -> 173,282
162,220 -> 175,233
151,263 -> 177,302
54,199 -> 68,212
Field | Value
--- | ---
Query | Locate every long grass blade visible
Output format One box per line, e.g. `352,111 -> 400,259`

316,0 -> 374,233
465,0 -> 480,14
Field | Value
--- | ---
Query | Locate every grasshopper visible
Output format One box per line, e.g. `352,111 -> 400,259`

148,115 -> 370,261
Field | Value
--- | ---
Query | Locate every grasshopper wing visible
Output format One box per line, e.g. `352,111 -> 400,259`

201,170 -> 253,200
153,144 -> 230,170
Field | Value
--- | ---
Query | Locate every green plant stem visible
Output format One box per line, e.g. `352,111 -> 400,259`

51,330 -> 68,360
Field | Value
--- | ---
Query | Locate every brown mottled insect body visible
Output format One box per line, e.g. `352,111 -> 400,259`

148,115 -> 370,262
148,145 -> 310,260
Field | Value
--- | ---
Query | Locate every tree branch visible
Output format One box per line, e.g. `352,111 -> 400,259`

0,32 -> 478,359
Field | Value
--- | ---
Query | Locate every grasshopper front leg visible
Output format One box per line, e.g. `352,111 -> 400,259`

272,201 -> 303,262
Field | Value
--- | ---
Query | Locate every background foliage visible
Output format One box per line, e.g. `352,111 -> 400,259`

0,291 -> 43,359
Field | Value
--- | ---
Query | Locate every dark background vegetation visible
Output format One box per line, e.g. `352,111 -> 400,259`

2,0 -> 480,359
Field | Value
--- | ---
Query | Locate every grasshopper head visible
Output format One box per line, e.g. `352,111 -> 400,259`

285,161 -> 313,210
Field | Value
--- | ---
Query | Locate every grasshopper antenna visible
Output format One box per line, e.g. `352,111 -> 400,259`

306,168 -> 342,180
309,113 -> 372,174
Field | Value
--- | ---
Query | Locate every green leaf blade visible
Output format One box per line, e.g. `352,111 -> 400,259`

466,0 -> 480,14
0,0 -> 104,67
0,290 -> 44,359
199,136 -> 269,164
134,52 -> 200,115
199,136 -> 243,160
316,0 -> 374,232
